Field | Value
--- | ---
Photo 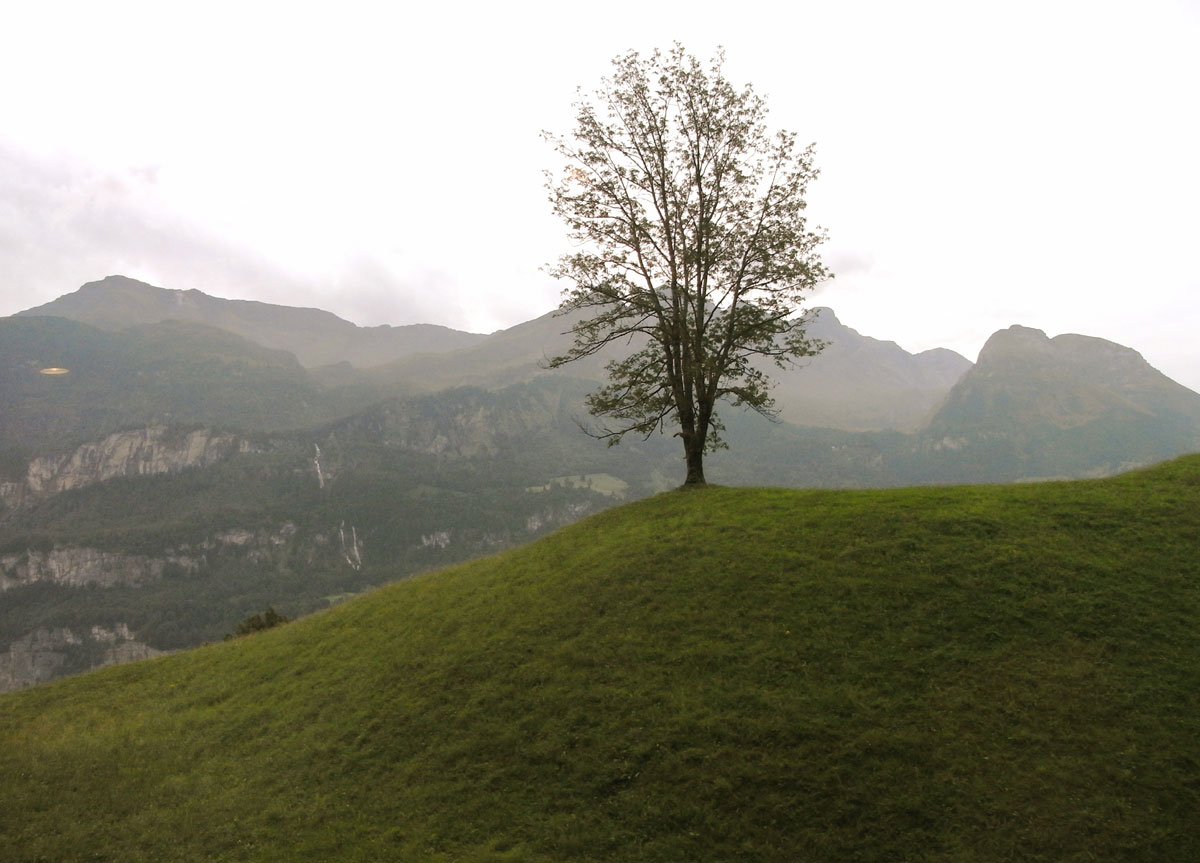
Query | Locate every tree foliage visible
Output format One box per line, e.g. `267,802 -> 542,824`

226,607 -> 291,639
545,45 -> 831,485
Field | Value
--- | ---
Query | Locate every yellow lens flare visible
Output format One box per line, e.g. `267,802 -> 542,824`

38,367 -> 70,375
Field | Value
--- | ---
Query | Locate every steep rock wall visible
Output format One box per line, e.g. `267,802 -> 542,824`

0,547 -> 201,590
23,426 -> 254,499
0,524 -> 302,592
0,624 -> 165,692
0,426 -> 259,509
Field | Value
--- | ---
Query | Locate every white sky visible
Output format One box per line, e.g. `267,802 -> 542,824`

2,0 -> 1198,389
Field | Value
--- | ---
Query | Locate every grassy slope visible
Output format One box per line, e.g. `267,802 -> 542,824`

2,458 -> 1199,862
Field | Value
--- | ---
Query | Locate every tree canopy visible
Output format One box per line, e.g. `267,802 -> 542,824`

544,45 -> 831,486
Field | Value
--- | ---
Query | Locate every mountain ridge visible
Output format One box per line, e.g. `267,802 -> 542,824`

12,276 -> 976,432
16,275 -> 487,368
916,324 -> 1200,481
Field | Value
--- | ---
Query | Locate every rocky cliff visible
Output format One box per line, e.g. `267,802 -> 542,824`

0,521 -> 311,593
2,425 -> 256,507
0,547 -> 200,590
0,624 -> 165,692
0,523 -> 319,690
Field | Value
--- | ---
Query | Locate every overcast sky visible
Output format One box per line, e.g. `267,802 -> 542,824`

3,0 -> 1198,388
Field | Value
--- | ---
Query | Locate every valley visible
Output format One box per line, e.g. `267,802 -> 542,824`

2,276 -> 1199,690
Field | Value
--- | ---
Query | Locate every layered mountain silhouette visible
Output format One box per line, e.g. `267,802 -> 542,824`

3,276 -> 1199,689
18,275 -> 486,368
771,308 -> 971,431
8,275 -> 1200,481
16,276 -> 971,432
915,325 -> 1200,481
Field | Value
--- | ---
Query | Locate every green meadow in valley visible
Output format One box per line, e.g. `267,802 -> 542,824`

2,457 -> 1198,861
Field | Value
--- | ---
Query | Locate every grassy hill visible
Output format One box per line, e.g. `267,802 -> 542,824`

2,458 -> 1199,861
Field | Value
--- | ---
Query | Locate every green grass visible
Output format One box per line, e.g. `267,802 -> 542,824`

2,457 -> 1199,861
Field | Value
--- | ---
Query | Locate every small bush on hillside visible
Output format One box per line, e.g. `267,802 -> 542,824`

225,607 -> 291,639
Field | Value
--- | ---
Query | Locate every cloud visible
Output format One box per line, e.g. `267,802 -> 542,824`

0,142 -> 409,325
0,142 -> 282,309
821,247 -> 876,280
0,139 -> 560,334
3,2 -> 1197,392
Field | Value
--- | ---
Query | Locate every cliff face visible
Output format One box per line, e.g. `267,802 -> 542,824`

2,426 -> 255,507
0,624 -> 165,692
0,521 -> 308,593
0,525 -> 308,690
0,547 -> 201,590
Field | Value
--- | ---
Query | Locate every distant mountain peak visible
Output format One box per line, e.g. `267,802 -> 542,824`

17,276 -> 486,369
923,322 -> 1200,481
90,274 -> 155,287
975,325 -> 1051,361
765,306 -> 973,431
976,324 -> 1152,372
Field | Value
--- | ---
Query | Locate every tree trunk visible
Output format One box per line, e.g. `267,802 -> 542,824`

682,438 -> 707,486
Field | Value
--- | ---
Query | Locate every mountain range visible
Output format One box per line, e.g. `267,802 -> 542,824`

16,275 -> 972,432
2,274 -> 1198,689
17,275 -> 485,368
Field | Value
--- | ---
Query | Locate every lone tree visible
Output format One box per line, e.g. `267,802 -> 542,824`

544,45 -> 831,486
